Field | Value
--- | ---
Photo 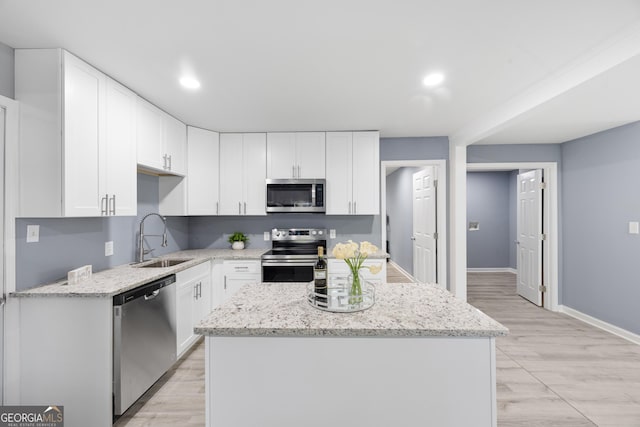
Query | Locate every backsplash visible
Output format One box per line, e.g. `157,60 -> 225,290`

15,173 -> 189,291
188,214 -> 381,251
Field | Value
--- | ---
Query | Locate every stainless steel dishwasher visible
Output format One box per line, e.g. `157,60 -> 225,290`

113,274 -> 177,416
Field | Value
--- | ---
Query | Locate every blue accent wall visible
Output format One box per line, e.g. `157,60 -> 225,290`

188,215 -> 380,251
467,172 -> 512,269
15,173 -> 189,291
562,121 -> 640,335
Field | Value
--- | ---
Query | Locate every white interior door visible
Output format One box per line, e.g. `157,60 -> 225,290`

412,167 -> 437,283
517,169 -> 543,306
0,107 -> 5,403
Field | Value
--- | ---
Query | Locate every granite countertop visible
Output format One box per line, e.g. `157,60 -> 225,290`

195,282 -> 508,338
11,248 -> 267,298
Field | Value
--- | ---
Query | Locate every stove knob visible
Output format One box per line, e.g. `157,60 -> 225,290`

311,230 -> 317,235
318,230 -> 323,235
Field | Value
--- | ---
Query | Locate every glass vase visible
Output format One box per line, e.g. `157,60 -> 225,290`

348,271 -> 364,304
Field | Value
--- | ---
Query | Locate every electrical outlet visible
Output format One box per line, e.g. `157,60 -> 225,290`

264,231 -> 270,241
105,241 -> 114,256
329,229 -> 336,239
27,225 -> 40,243
629,221 -> 639,235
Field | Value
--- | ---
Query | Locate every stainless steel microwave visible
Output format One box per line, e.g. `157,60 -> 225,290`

266,179 -> 326,213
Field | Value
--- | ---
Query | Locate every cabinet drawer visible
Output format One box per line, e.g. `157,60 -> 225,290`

176,261 -> 211,283
223,260 -> 260,275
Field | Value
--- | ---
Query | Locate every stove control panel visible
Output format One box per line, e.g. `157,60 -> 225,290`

271,228 -> 327,241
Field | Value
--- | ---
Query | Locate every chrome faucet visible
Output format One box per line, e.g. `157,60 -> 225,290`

137,213 -> 168,263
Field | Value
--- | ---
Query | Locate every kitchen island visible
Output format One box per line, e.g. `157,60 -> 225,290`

195,282 -> 508,427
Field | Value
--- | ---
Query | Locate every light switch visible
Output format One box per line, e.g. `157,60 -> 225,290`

27,225 -> 40,243
329,229 -> 336,239
263,231 -> 270,241
629,221 -> 639,234
105,241 -> 114,256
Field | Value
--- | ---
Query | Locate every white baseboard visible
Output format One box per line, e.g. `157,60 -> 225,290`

467,268 -> 517,274
388,260 -> 415,281
558,305 -> 640,346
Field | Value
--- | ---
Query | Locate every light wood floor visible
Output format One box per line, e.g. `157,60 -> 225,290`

115,272 -> 640,426
386,261 -> 414,283
468,272 -> 640,427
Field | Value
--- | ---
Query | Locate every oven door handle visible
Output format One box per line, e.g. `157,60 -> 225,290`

261,261 -> 316,267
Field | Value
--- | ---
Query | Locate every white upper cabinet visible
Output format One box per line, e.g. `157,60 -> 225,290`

163,113 -> 187,175
326,131 -> 379,215
104,78 -> 137,216
135,97 -> 164,171
187,127 -> 220,215
267,132 -> 325,179
15,48 -> 136,217
136,98 -> 187,176
219,133 -> 267,216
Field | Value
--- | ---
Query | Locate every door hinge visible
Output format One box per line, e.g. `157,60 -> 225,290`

433,232 -> 438,240
539,285 -> 547,293
540,233 -> 547,241
434,179 -> 438,189
540,182 -> 546,190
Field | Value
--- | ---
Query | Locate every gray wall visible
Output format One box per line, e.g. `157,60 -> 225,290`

386,167 -> 421,273
0,41 -> 14,99
468,143 -> 562,163
188,215 -> 380,251
16,173 -> 189,290
467,172 -> 511,269
562,121 -> 640,335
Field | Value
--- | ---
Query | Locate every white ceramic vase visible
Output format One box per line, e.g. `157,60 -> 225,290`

231,241 -> 245,250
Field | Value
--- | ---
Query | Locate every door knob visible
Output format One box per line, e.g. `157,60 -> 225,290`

410,237 -> 416,241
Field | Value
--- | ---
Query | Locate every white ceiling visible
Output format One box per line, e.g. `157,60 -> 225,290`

1,0 -> 640,145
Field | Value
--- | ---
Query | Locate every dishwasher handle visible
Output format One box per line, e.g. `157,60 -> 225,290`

144,289 -> 161,300
113,274 -> 176,306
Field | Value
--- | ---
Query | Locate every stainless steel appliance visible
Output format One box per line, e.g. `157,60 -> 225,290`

265,179 -> 325,213
113,275 -> 177,416
262,228 -> 327,282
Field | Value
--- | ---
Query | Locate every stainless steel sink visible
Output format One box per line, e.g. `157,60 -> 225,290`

136,259 -> 192,268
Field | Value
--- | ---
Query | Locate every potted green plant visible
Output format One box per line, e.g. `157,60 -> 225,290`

228,232 -> 249,250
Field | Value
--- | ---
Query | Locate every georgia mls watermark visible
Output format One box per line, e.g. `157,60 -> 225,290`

0,405 -> 63,427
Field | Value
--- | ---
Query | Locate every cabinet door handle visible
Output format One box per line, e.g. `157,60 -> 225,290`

216,201 -> 219,215
244,202 -> 247,215
168,155 -> 172,171
238,202 -> 241,215
198,282 -> 202,298
109,194 -> 116,215
163,154 -> 168,170
194,283 -> 198,300
292,165 -> 296,178
297,165 -> 301,178
348,201 -> 351,214
224,276 -> 227,290
353,201 -> 356,214
101,194 -> 108,216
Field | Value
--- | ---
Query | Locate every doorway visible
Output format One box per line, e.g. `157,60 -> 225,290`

466,162 -> 559,311
381,160 -> 447,288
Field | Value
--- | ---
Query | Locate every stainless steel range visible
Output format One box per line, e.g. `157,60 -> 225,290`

261,228 -> 327,282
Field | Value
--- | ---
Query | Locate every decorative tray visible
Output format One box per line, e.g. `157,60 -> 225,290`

307,280 -> 375,313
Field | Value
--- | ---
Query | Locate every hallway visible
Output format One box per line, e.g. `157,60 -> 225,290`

468,272 -> 640,426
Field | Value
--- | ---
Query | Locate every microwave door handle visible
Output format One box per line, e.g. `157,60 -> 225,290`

262,261 -> 316,267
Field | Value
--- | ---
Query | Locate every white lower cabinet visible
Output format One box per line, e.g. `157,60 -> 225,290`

222,260 -> 261,302
327,259 -> 386,285
176,261 -> 212,357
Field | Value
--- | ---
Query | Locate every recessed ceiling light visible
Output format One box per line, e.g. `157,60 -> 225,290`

423,73 -> 444,87
179,76 -> 201,90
